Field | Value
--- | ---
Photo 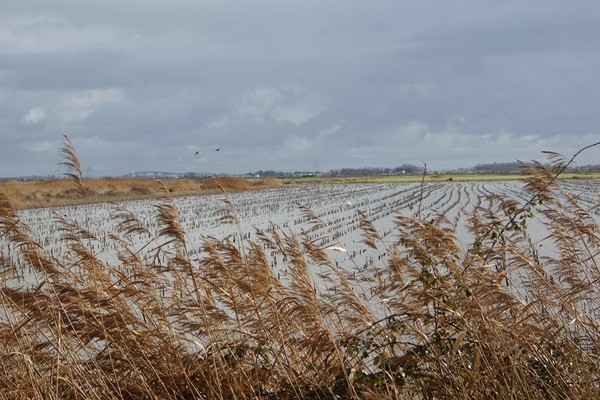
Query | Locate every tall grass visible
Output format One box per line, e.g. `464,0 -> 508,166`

0,138 -> 599,399
1,172 -> 267,210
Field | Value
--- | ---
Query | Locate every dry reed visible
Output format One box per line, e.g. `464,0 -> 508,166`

0,138 -> 598,399
0,172 -> 278,210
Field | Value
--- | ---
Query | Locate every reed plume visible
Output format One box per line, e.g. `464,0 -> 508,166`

0,136 -> 598,398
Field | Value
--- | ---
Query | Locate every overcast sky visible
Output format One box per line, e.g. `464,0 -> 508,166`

1,1 -> 599,177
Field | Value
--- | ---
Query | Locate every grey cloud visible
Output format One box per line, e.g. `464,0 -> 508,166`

1,1 -> 599,177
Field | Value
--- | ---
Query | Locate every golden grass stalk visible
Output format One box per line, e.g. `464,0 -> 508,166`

0,137 -> 599,398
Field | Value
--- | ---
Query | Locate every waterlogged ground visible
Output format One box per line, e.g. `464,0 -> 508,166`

4,180 -> 600,292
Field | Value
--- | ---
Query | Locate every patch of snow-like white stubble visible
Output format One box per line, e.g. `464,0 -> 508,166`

5,181 -> 599,297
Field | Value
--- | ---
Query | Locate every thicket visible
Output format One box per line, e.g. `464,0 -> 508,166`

0,137 -> 599,399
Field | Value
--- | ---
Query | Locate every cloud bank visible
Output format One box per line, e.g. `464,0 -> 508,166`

1,1 -> 599,177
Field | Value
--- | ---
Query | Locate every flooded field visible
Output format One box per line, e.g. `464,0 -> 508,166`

6,179 -> 599,292
2,177 -> 599,398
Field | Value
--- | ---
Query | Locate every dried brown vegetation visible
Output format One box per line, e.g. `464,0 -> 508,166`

1,175 -> 278,210
0,138 -> 599,399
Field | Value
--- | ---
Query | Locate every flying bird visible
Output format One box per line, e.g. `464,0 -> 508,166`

215,147 -> 222,152
195,151 -> 202,156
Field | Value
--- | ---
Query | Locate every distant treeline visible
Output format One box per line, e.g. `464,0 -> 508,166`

250,162 -> 600,177
471,162 -> 600,173
471,162 -> 527,173
5,162 -> 599,182
250,164 -> 424,177
328,164 -> 424,176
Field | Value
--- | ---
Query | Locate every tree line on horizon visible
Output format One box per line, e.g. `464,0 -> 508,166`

3,161 -> 600,182
250,161 -> 600,177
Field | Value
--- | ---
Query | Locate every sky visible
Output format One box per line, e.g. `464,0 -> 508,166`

1,1 -> 599,177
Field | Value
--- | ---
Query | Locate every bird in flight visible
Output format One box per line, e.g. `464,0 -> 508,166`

195,147 -> 221,156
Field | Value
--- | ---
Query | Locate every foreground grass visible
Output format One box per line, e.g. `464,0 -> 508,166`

0,138 -> 599,399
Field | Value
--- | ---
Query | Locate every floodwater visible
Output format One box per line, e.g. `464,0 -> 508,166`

3,180 -> 599,291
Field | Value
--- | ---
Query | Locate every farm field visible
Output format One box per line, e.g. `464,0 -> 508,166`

4,171 -> 598,211
9,179 -> 600,288
283,171 -> 600,185
1,170 -> 599,398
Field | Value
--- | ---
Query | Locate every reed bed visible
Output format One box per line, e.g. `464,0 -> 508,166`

0,138 -> 599,399
0,174 -> 276,210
